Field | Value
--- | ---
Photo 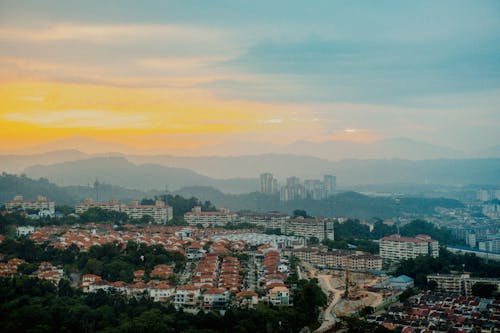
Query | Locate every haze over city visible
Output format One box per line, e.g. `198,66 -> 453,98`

1,0 -> 499,158
1,2 -> 500,333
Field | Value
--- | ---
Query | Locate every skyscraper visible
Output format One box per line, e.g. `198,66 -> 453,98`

324,175 -> 337,197
260,173 -> 277,194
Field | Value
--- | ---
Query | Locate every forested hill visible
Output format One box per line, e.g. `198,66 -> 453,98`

0,174 -> 463,219
175,186 -> 463,219
0,174 -> 146,206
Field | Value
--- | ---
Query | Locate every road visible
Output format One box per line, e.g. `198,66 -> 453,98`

299,262 -> 341,333
314,273 -> 343,333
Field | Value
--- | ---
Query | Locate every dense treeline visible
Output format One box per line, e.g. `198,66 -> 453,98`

322,219 -> 457,253
0,192 -> 219,234
177,187 -> 464,220
0,239 -> 186,283
0,173 -> 146,205
394,248 -> 500,286
0,276 -> 326,333
332,219 -> 456,244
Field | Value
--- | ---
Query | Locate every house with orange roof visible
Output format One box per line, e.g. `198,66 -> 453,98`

203,288 -> 229,311
268,286 -> 290,306
81,274 -> 103,292
133,270 -> 145,282
148,282 -> 175,302
236,291 -> 259,307
174,285 -> 201,309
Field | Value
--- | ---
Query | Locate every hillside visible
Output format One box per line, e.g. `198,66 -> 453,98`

0,174 -> 147,206
4,151 -> 498,187
175,186 -> 463,219
23,157 -> 259,193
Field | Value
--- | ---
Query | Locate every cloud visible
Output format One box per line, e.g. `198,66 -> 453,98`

262,118 -> 283,124
4,110 -> 151,129
0,23 -> 224,43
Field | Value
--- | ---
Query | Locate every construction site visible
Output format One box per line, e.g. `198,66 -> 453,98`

300,261 -> 399,333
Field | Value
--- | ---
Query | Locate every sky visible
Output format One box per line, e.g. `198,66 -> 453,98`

0,0 -> 499,156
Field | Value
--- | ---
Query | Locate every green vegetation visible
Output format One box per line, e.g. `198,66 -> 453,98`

0,275 -> 327,333
0,239 -> 186,282
337,316 -> 392,333
292,209 -> 311,218
329,219 -> 456,244
471,282 -> 498,298
176,186 -> 464,220
394,248 -> 500,287
80,207 -> 129,223
321,219 -> 456,254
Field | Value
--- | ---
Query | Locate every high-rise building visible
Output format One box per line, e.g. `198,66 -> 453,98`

323,175 -> 337,197
260,173 -> 278,194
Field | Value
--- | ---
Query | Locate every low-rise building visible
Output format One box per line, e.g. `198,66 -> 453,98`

5,195 -> 55,216
202,288 -> 229,310
76,199 -> 173,223
268,286 -> 290,305
286,247 -> 382,271
388,275 -> 414,290
427,272 -> 500,296
174,285 -> 201,309
184,209 -> 238,228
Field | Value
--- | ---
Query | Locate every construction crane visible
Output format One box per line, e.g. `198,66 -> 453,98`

344,255 -> 350,299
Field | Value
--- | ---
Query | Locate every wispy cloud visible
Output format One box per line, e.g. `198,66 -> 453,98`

4,110 -> 151,129
0,23 -> 224,43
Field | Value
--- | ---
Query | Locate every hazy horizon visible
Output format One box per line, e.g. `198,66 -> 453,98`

1,1 -> 499,157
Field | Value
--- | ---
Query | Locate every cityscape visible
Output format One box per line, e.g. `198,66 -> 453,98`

1,1 -> 500,333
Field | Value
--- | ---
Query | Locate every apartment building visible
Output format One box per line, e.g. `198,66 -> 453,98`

184,209 -> 238,227
286,248 -> 382,271
260,173 -> 278,194
123,200 -> 173,223
285,217 -> 334,241
379,234 -> 439,263
76,199 -> 173,223
427,272 -> 500,296
238,212 -> 289,231
5,195 -> 55,215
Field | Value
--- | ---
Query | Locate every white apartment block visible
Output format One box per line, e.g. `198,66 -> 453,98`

379,234 -> 439,263
427,273 -> 500,296
478,236 -> 500,253
76,199 -> 173,223
286,248 -> 382,271
5,195 -> 55,215
285,217 -> 334,241
238,213 -> 289,231
184,210 -> 238,228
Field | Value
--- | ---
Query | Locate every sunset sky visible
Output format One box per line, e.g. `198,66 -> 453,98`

0,1 -> 499,155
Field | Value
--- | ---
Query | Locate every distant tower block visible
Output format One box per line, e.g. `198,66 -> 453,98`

324,175 -> 337,197
260,173 -> 278,194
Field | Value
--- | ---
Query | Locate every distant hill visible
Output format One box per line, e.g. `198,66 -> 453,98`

174,186 -> 463,219
23,157 -> 259,193
126,153 -> 335,180
0,174 -> 146,206
0,150 -> 89,174
0,174 -> 464,220
332,158 -> 500,185
2,149 -> 499,188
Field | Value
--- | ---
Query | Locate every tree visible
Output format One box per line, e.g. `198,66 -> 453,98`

309,237 -> 320,245
293,210 -> 311,218
472,282 -> 497,298
140,198 -> 155,205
